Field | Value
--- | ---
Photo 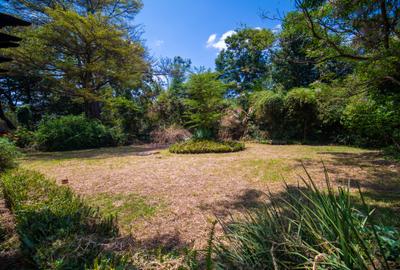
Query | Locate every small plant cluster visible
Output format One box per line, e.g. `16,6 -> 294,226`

1,169 -> 124,269
0,138 -> 21,171
169,140 -> 245,154
211,168 -> 400,269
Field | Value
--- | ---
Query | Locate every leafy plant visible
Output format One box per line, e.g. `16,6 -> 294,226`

1,169 -> 119,269
0,138 -> 21,171
35,114 -> 118,151
169,140 -> 244,154
184,72 -> 226,139
8,127 -> 35,148
212,166 -> 399,269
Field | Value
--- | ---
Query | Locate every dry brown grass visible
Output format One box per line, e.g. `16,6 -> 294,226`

20,143 -> 400,251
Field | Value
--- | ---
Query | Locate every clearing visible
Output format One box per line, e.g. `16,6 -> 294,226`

21,143 -> 400,250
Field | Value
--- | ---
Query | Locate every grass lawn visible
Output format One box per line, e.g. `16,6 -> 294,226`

20,143 -> 400,250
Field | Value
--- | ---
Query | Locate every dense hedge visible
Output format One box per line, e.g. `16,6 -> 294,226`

169,140 -> 245,154
0,138 -> 21,171
1,169 -> 119,269
35,115 -> 123,151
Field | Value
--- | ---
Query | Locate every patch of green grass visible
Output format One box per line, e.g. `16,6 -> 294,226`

87,193 -> 160,233
241,159 -> 292,182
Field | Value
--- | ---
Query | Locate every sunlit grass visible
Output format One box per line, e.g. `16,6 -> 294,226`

240,158 -> 293,182
86,193 -> 161,233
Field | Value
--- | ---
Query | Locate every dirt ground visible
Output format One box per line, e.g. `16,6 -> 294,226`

21,143 -> 400,250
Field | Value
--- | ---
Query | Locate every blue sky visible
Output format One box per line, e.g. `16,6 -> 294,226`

136,0 -> 295,69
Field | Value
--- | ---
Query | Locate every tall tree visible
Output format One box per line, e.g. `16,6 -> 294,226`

271,12 -> 319,90
295,0 -> 400,88
216,28 -> 275,95
5,8 -> 148,119
184,72 -> 226,137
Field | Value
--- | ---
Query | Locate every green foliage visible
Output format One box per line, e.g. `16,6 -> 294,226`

216,28 -> 275,94
150,90 -> 186,127
8,127 -> 35,148
102,97 -> 141,142
35,115 -> 118,151
1,168 -> 119,269
284,87 -> 318,141
184,72 -> 226,138
213,168 -> 400,269
0,138 -> 21,171
342,96 -> 400,147
16,105 -> 33,128
169,140 -> 244,154
5,7 -> 148,119
251,90 -> 284,139
272,12 -> 320,90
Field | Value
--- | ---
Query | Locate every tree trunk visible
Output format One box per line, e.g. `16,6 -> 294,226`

303,119 -> 307,142
0,102 -> 16,130
84,100 -> 101,119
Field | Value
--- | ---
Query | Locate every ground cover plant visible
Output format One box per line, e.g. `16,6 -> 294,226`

212,168 -> 400,269
169,139 -> 245,154
1,169 -> 121,269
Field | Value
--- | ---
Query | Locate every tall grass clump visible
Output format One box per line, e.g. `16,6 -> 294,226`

1,169 -> 119,269
0,138 -> 21,171
213,167 -> 400,269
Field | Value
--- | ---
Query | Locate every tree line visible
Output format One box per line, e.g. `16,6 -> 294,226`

0,0 -> 399,153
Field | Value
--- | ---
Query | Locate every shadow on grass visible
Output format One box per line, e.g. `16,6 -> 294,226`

198,188 -> 266,218
21,144 -> 168,161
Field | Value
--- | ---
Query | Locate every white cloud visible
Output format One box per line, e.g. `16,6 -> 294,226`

206,34 -> 217,47
206,30 -> 236,51
154,39 -> 164,47
272,24 -> 282,33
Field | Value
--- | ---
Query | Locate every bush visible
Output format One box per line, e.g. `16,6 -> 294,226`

7,127 -> 35,148
284,87 -> 318,141
1,169 -> 119,269
212,168 -> 400,269
342,97 -> 400,148
169,140 -> 245,154
251,90 -> 284,139
150,125 -> 191,144
35,115 -> 118,151
0,138 -> 21,171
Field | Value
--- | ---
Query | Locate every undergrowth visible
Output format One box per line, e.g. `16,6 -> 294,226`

211,166 -> 400,269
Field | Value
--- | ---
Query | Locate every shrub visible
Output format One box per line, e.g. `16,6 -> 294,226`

212,168 -> 400,269
1,169 -> 118,269
342,97 -> 400,148
0,138 -> 21,171
150,125 -> 191,144
8,127 -> 35,148
35,115 -> 117,151
169,140 -> 244,154
251,90 -> 284,139
284,87 -> 318,141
